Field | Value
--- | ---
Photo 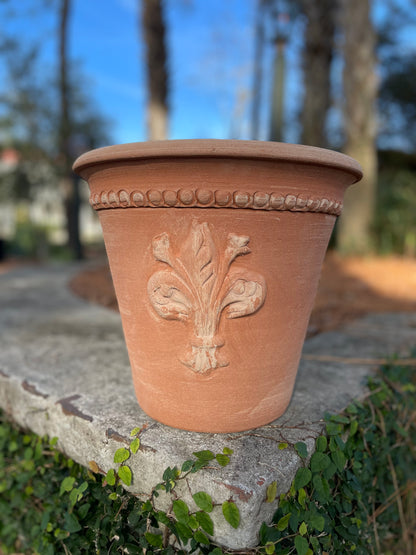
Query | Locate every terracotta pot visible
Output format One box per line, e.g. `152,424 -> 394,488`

73,140 -> 362,433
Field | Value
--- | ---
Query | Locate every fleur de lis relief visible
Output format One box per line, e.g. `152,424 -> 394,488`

147,221 -> 266,374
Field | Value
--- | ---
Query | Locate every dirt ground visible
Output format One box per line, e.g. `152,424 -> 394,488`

68,252 -> 416,337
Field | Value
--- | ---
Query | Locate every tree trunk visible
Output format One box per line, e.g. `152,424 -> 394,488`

58,0 -> 83,259
269,39 -> 286,142
300,0 -> 335,147
337,0 -> 378,253
251,0 -> 266,140
141,0 -> 169,140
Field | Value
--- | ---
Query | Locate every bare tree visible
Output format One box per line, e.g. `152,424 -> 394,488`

141,0 -> 169,140
269,7 -> 290,142
251,0 -> 266,140
300,0 -> 336,147
58,0 -> 83,259
337,0 -> 378,253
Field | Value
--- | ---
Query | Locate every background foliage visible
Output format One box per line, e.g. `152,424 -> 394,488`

374,151 -> 416,256
0,0 -> 416,258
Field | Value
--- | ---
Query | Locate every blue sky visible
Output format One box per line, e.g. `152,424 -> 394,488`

0,0 -> 301,145
69,0 -> 272,143
1,0 -> 415,148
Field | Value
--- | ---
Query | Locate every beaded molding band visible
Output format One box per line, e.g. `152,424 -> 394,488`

89,189 -> 343,216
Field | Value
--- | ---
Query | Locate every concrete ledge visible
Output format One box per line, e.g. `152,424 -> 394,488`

0,264 -> 415,549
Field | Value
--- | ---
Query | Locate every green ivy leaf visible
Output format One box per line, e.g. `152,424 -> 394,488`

323,462 -> 337,480
191,460 -> 208,472
130,427 -> 141,437
278,442 -> 288,450
105,468 -> 116,486
265,541 -> 275,554
298,487 -> 307,509
259,523 -> 280,545
334,435 -> 346,451
222,501 -> 240,529
163,466 -> 177,482
123,545 -> 142,555
156,510 -> 171,527
130,437 -> 140,454
193,491 -> 213,512
310,452 -> 331,473
59,476 -> 76,496
309,512 -> 325,532
294,535 -> 309,555
25,486 -> 35,497
175,521 -> 193,542
118,465 -> 132,486
78,481 -> 88,494
313,475 -> 330,503
349,419 -> 358,437
46,522 -> 54,532
144,532 -> 163,548
310,536 -> 320,551
299,521 -> 307,536
329,436 -> 338,452
293,467 -> 312,490
329,414 -> 350,424
64,512 -> 81,533
194,529 -> 210,545
69,487 -> 81,507
266,481 -> 277,503
295,442 -> 308,459
142,500 -> 152,512
173,499 -> 189,524
114,447 -> 130,464
215,454 -> 230,467
188,515 -> 199,530
346,402 -> 358,414
223,447 -> 234,455
276,513 -> 291,531
315,435 -> 327,452
166,479 -> 176,492
195,511 -> 214,536
108,492 -> 118,501
54,528 -> 69,540
181,460 -> 194,472
193,450 -> 215,462
332,449 -> 346,472
78,502 -> 90,520
326,421 -> 343,436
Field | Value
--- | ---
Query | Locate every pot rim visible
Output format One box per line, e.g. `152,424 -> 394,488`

73,139 -> 363,183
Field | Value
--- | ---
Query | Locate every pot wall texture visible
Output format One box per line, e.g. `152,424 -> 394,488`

74,140 -> 362,432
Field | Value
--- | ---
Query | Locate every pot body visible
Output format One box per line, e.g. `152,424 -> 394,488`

74,140 -> 362,432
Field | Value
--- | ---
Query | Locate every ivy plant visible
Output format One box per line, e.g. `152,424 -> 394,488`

0,353 -> 415,554
96,430 -> 239,552
258,355 -> 416,554
0,415 -> 239,554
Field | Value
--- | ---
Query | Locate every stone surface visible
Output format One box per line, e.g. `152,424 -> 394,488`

0,264 -> 415,549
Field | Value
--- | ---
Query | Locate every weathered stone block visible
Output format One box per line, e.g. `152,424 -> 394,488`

0,265 -> 414,549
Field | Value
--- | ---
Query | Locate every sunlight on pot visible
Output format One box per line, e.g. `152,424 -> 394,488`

73,140 -> 362,433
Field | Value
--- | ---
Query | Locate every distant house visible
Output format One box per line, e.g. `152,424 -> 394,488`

0,147 -> 102,254
0,148 -> 20,169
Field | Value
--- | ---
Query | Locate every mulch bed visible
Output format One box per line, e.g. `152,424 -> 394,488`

68,252 -> 416,337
